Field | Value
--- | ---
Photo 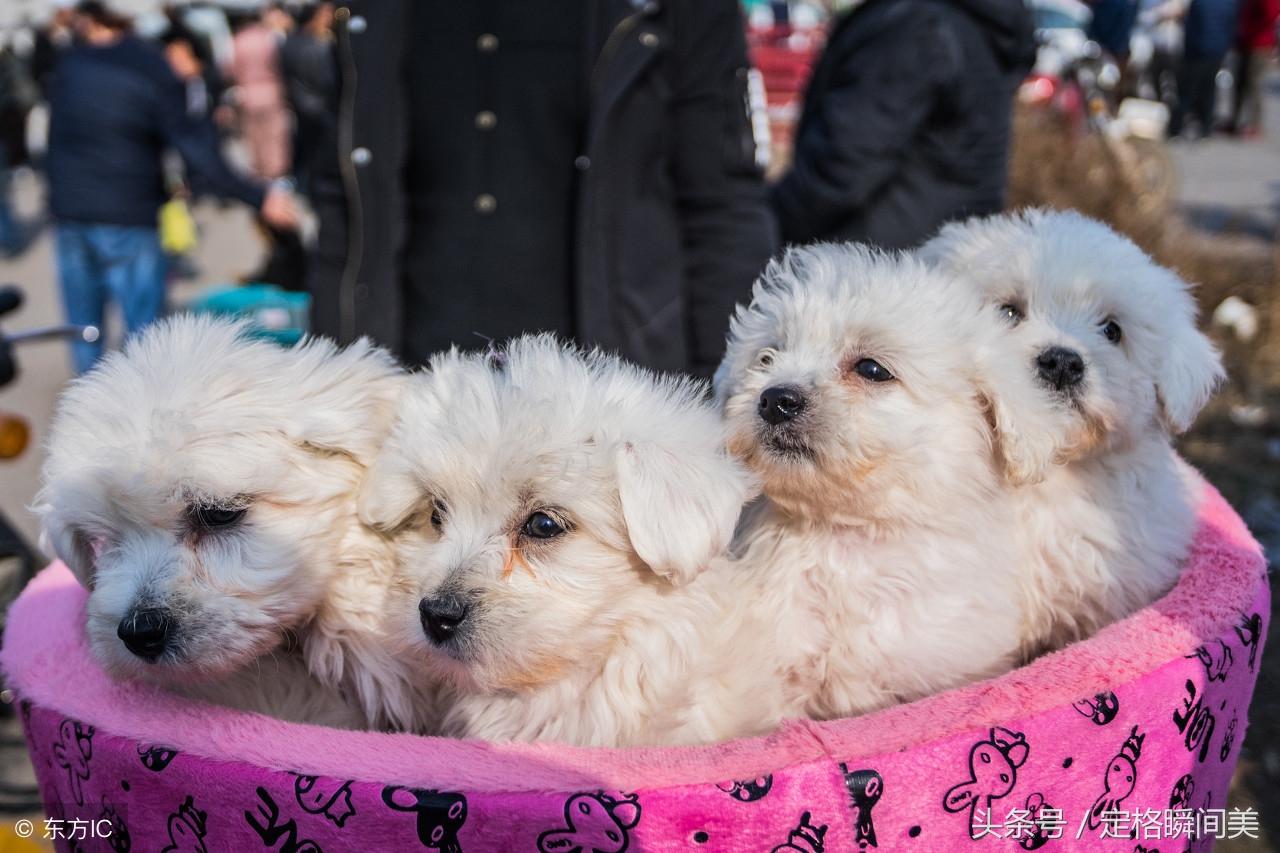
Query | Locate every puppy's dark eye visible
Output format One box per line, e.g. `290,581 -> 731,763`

998,303 -> 1024,326
191,504 -> 246,530
431,499 -> 446,531
1101,319 -> 1123,344
852,358 -> 894,383
757,350 -> 775,368
521,511 -> 566,540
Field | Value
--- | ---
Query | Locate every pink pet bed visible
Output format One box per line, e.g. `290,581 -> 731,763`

3,482 -> 1268,852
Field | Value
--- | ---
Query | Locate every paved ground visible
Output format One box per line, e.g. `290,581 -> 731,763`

1171,72 -> 1280,239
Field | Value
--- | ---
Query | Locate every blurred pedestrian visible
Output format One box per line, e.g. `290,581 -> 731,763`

771,0 -> 1035,248
1139,0 -> 1189,110
280,2 -> 335,195
31,2 -> 77,97
0,38 -> 39,255
309,1 -> 776,377
160,23 -> 215,121
46,1 -> 298,374
227,9 -> 290,179
1170,0 -> 1240,136
1229,0 -> 1280,135
226,6 -> 307,293
1090,0 -> 1142,59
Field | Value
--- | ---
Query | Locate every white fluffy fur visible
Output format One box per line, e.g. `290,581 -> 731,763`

359,335 -> 792,746
920,209 -> 1225,654
35,316 -> 431,730
715,245 -> 1024,719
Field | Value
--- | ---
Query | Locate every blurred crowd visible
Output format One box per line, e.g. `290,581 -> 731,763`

1029,0 -> 1280,139
0,0 -> 1272,379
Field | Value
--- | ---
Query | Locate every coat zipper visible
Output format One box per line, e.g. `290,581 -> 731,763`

334,5 -> 362,344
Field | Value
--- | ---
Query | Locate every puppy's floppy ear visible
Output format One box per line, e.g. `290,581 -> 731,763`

39,507 -> 97,589
1152,304 -> 1225,434
976,382 -> 1058,487
615,441 -> 753,586
357,449 -> 423,531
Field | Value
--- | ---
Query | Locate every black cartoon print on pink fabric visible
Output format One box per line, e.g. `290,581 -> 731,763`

293,775 -> 356,827
537,791 -> 641,853
1169,774 -> 1195,810
1188,640 -> 1233,682
1073,691 -> 1120,725
52,719 -> 94,805
1235,612 -> 1262,671
943,727 -> 1029,840
1133,845 -> 1159,853
138,744 -> 178,771
1220,713 -> 1239,763
161,795 -> 208,853
770,812 -> 828,853
245,786 -> 323,853
100,796 -> 131,853
1087,727 -> 1145,831
840,764 -> 882,849
716,775 -> 774,802
1173,679 -> 1216,762
383,786 -> 468,853
1016,793 -> 1055,851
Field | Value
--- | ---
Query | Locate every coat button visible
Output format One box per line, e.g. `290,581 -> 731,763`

574,155 -> 591,171
475,110 -> 497,130
475,194 -> 497,214
348,14 -> 367,34
477,33 -> 499,52
351,147 -> 371,166
639,32 -> 659,48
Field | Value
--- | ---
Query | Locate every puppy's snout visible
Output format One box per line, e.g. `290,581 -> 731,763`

1036,346 -> 1086,391
419,594 -> 470,646
758,385 -> 807,425
117,609 -> 173,661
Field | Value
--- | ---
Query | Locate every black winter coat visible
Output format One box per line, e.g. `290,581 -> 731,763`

310,0 -> 777,376
772,0 -> 1035,249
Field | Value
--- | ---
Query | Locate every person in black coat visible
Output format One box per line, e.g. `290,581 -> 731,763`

308,0 -> 777,376
771,0 -> 1035,249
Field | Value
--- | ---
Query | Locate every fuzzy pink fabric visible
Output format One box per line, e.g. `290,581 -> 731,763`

3,480 -> 1267,851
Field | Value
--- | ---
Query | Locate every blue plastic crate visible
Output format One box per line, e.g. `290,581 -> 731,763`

186,284 -> 310,346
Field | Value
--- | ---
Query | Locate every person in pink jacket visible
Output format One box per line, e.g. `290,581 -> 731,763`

227,9 -> 291,179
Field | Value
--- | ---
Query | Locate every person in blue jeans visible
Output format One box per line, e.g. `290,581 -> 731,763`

47,2 -> 298,373
54,225 -> 166,373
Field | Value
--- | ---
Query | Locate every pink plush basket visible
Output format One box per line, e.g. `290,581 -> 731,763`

2,480 -> 1268,852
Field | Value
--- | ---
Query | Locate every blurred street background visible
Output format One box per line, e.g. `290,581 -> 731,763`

0,0 -> 1277,848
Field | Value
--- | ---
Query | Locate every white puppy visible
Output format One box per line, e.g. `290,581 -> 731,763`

715,244 -> 1024,719
358,335 -> 787,746
921,209 -> 1224,654
36,316 -> 428,729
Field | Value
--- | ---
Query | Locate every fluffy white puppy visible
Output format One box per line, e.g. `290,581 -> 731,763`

359,335 -> 787,746
715,244 -> 1024,719
920,209 -> 1224,654
35,316 -> 427,729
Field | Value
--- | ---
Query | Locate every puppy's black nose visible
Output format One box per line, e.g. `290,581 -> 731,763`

758,385 -> 806,425
117,609 -> 173,661
1036,347 -> 1086,391
419,595 -> 470,646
